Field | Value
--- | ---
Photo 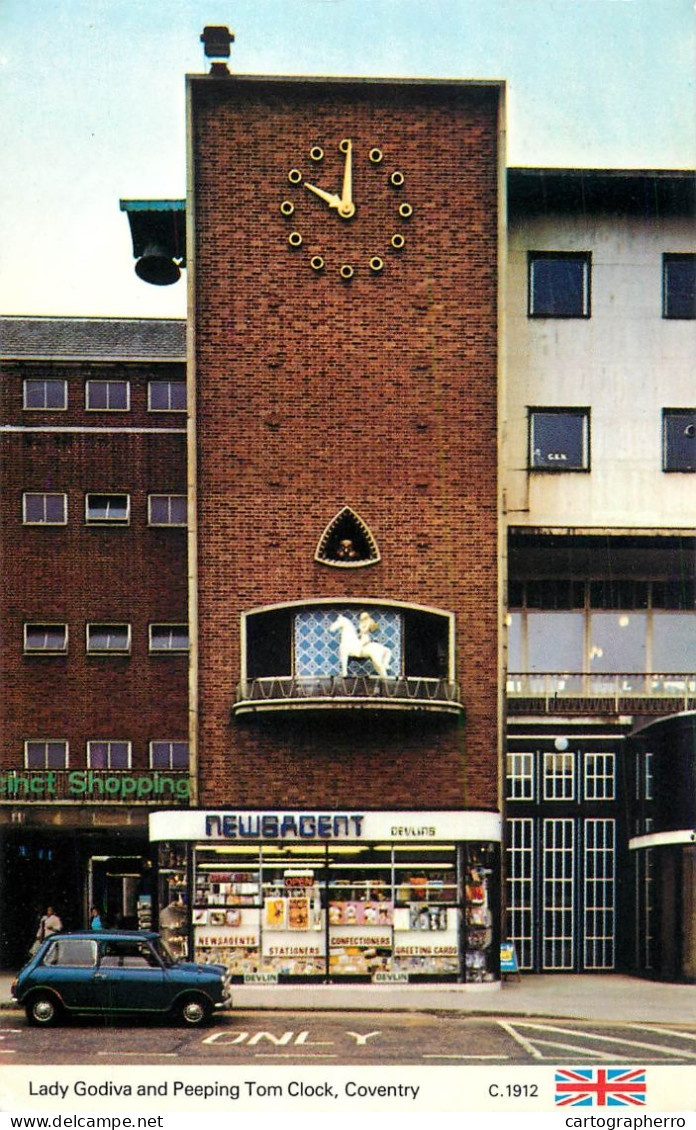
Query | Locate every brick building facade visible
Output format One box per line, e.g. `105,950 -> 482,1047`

0,318 -> 188,967
149,75 -> 506,984
189,77 -> 503,812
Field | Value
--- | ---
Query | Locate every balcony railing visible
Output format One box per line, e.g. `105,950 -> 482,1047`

0,770 -> 192,806
507,673 -> 696,715
233,675 -> 463,715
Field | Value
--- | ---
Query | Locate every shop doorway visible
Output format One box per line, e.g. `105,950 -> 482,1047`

0,831 -> 82,969
88,856 -> 155,931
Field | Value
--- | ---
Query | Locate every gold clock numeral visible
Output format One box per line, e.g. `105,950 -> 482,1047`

390,171 -> 405,187
340,264 -> 354,280
310,255 -> 325,271
369,257 -> 384,273
309,146 -> 324,162
288,231 -> 303,248
280,201 -> 295,216
369,148 -> 383,164
288,169 -> 303,185
399,202 -> 413,219
391,234 -> 405,250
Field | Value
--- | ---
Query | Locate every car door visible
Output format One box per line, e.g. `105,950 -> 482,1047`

96,939 -> 168,1013
38,938 -> 100,1009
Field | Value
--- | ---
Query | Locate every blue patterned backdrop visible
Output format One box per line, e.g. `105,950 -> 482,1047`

294,609 -> 402,677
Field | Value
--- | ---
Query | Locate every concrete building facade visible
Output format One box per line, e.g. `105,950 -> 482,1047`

504,170 -> 696,979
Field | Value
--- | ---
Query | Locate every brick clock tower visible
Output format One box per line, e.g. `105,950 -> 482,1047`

152,60 -> 506,987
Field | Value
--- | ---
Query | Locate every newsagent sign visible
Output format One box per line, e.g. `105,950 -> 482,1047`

149,809 -> 501,843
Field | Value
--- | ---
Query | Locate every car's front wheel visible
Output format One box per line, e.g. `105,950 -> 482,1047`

175,995 -> 212,1027
25,993 -> 63,1027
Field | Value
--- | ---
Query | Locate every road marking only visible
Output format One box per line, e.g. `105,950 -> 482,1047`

626,1024 -> 696,1043
499,1021 -> 696,1061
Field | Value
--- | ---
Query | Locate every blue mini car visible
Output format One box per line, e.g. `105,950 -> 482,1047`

11,931 -> 232,1027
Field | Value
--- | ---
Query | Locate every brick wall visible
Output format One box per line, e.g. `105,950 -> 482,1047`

0,361 -> 188,769
191,78 -> 501,811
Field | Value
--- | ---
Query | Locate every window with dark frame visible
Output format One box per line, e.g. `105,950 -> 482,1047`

22,492 -> 68,525
23,379 -> 67,410
663,409 -> 696,471
663,254 -> 696,319
529,408 -> 590,470
528,252 -> 591,318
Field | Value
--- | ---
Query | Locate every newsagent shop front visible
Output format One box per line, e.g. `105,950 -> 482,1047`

149,810 -> 501,986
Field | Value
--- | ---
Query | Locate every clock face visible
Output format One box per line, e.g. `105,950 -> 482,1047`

280,138 -> 413,280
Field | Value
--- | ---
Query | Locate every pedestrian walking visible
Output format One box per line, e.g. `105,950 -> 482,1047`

30,905 -> 62,956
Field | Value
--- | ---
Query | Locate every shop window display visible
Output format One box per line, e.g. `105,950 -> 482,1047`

328,851 -> 394,978
389,851 -> 458,977
158,839 -> 499,983
192,850 -> 263,977
464,846 -> 497,982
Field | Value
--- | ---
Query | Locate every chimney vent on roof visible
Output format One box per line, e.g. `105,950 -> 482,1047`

200,25 -> 234,73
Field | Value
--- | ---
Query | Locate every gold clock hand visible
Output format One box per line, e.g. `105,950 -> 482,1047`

304,181 -> 342,210
339,140 -> 355,219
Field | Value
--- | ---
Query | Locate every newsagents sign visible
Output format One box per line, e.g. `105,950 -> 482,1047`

149,810 -> 502,843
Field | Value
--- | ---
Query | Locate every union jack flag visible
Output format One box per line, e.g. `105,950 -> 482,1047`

555,1067 -> 647,1107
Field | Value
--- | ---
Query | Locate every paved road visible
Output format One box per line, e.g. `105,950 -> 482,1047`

2,1010 -> 696,1066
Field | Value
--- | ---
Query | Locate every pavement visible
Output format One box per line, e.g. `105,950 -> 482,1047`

1,973 -> 695,1025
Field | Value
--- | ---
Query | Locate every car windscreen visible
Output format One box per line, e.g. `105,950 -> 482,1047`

150,936 -> 177,967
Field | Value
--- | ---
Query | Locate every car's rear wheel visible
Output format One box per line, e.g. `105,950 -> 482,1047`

25,993 -> 62,1027
175,995 -> 212,1027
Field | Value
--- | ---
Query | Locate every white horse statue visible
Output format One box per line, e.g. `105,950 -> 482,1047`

329,612 -> 392,678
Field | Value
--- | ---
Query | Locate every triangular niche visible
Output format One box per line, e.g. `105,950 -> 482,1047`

315,507 -> 381,568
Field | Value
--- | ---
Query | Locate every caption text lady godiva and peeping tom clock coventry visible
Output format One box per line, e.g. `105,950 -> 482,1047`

280,138 -> 413,280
